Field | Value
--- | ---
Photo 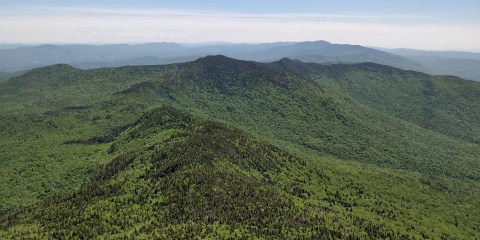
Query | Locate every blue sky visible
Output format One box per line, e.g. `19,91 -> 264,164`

1,0 -> 479,50
3,0 -> 479,17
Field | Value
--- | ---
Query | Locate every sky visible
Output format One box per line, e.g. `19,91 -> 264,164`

1,0 -> 479,51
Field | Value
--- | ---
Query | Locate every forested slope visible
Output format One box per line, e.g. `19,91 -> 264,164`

1,56 -> 479,238
1,107 -> 478,239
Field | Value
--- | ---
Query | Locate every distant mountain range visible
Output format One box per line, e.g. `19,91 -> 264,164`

1,41 -> 479,81
383,48 -> 480,81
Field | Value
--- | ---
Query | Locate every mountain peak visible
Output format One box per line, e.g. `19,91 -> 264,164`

313,40 -> 332,44
278,57 -> 298,63
296,40 -> 332,48
190,55 -> 263,72
25,64 -> 78,74
194,55 -> 240,64
271,58 -> 317,74
175,55 -> 291,91
10,64 -> 81,88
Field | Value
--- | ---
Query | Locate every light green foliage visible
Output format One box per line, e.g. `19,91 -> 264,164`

2,107 -> 478,239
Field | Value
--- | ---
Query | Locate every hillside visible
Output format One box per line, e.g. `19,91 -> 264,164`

310,62 -> 480,143
0,107 -> 406,239
1,57 -> 480,238
1,107 -> 478,239
113,56 -> 480,179
3,56 -> 479,179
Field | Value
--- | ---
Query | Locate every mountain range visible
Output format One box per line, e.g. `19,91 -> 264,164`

1,41 -> 479,82
1,55 -> 479,238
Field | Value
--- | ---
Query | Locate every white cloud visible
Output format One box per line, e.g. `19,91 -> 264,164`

0,6 -> 478,51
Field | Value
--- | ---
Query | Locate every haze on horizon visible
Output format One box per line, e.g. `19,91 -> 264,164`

1,0 -> 479,51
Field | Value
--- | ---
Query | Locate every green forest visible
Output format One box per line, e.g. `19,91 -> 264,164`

1,56 -> 479,239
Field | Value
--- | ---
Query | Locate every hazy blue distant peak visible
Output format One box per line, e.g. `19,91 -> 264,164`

296,40 -> 332,46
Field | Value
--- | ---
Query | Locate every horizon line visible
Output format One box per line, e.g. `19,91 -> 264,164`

0,41 -> 479,53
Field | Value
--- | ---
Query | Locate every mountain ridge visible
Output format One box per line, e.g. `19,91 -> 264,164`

2,40 -> 478,81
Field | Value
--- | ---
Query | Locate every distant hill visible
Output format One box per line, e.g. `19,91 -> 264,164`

2,41 -> 479,81
0,41 -> 420,72
406,56 -> 480,81
384,48 -> 480,81
246,41 -> 421,70
0,71 -> 24,82
386,48 -> 480,60
71,56 -> 200,69
0,72 -> 9,82
0,43 -> 186,71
